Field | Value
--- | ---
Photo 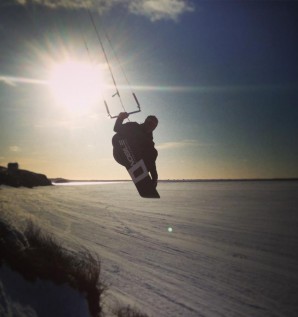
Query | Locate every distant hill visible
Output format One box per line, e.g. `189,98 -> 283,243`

50,177 -> 70,184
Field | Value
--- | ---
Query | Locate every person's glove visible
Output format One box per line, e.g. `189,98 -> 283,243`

118,112 -> 129,120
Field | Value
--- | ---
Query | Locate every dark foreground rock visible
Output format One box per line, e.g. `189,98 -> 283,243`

0,165 -> 52,188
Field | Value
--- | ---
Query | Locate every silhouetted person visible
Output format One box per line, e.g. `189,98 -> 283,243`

112,112 -> 159,188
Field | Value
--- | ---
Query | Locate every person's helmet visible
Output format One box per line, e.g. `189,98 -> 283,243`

145,115 -> 158,130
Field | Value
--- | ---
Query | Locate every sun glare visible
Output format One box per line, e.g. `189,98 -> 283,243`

49,61 -> 103,110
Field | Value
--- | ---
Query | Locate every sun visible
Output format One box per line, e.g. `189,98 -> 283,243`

49,60 -> 104,110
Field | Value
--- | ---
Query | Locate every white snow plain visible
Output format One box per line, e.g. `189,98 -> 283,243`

1,181 -> 298,317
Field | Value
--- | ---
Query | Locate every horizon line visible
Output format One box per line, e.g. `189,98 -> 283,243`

50,177 -> 298,183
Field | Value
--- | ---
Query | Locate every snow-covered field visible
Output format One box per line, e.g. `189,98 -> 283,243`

1,181 -> 298,317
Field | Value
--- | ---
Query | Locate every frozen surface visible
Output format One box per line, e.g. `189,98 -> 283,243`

1,181 -> 298,316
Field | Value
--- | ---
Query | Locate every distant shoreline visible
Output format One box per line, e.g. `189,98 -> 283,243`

51,178 -> 298,184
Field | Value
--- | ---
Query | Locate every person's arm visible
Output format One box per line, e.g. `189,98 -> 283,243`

113,112 -> 129,132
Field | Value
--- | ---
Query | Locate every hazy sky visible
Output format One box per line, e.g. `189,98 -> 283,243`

0,0 -> 297,180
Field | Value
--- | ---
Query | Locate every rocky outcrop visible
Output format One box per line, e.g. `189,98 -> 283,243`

0,164 -> 52,188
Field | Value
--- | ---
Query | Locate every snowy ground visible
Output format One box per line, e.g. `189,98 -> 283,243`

1,181 -> 298,317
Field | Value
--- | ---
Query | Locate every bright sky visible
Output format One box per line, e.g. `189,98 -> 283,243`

0,0 -> 297,180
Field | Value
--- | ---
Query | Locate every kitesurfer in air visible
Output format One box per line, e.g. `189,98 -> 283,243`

112,112 -> 159,188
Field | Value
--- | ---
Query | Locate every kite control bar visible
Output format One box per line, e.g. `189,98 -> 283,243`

105,93 -> 141,119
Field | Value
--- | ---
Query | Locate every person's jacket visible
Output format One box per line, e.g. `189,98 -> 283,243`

114,118 -> 158,180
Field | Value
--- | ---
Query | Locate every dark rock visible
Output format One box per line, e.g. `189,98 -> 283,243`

0,165 -> 52,188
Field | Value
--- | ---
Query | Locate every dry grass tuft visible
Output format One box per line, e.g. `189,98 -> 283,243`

1,219 -> 151,317
1,219 -> 104,317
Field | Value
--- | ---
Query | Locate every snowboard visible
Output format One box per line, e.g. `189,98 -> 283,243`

112,134 -> 160,198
